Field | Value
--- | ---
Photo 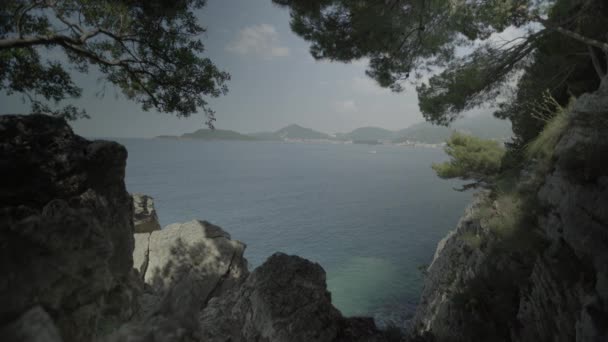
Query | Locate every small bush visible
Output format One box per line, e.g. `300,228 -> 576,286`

472,192 -> 525,240
471,196 -> 494,221
489,194 -> 525,238
432,132 -> 506,189
526,97 -> 572,162
461,231 -> 483,249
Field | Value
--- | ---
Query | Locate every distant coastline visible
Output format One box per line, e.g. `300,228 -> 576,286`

155,117 -> 512,147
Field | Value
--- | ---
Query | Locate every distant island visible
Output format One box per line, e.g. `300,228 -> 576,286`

156,116 -> 512,146
157,129 -> 257,141
249,124 -> 331,141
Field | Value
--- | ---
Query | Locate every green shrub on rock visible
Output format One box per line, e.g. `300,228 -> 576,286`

432,133 -> 506,191
526,96 -> 572,164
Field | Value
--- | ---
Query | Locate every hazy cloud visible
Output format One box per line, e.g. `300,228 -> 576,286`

351,58 -> 370,67
227,24 -> 289,59
333,100 -> 358,113
351,76 -> 387,95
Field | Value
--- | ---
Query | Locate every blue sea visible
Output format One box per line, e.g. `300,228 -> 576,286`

118,139 -> 472,325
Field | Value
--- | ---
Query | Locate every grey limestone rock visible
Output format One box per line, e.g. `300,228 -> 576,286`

199,252 -> 388,342
132,193 -> 161,233
109,220 -> 250,342
0,114 -> 135,342
133,219 -> 249,305
411,77 -> 608,342
514,77 -> 608,342
1,115 -> 389,342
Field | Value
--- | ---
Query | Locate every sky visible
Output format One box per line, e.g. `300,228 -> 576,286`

1,0 -> 488,138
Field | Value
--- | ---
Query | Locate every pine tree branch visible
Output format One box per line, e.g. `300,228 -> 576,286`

534,15 -> 608,52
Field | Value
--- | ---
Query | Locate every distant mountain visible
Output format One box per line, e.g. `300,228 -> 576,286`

337,127 -> 395,141
276,124 -> 331,140
155,116 -> 511,144
394,116 -> 512,144
176,129 -> 257,141
252,124 -> 331,141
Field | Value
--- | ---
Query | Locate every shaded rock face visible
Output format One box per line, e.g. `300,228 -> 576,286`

411,194 -> 486,334
412,81 -> 608,341
199,253 -> 387,342
513,80 -> 608,342
0,306 -> 63,342
0,115 -> 134,342
200,253 -> 342,342
111,251 -> 386,342
131,193 -> 161,233
410,193 -> 529,341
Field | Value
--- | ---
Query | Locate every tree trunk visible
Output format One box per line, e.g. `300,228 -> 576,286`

551,25 -> 608,51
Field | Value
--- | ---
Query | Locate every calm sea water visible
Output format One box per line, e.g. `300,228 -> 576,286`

118,139 -> 472,325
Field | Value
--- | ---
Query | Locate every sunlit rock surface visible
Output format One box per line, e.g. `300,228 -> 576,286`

133,219 -> 248,306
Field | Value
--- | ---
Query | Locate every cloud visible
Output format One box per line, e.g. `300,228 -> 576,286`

351,76 -> 387,95
351,58 -> 370,67
226,24 -> 290,59
333,100 -> 358,113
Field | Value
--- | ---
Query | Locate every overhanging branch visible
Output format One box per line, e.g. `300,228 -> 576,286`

535,15 -> 608,51
0,27 -> 101,50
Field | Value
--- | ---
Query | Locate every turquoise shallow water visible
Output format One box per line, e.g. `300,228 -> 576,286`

118,139 -> 472,325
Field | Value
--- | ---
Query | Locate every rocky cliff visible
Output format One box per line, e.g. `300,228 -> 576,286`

6,87 -> 605,342
0,114 -> 136,342
411,79 -> 608,341
0,114 -> 390,342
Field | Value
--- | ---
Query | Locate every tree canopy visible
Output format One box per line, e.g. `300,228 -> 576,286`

273,0 -> 608,130
494,0 -> 604,149
0,0 -> 229,125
